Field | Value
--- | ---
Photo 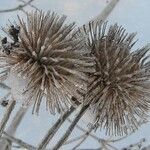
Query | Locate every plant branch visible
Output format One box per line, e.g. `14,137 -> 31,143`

3,131 -> 36,150
0,83 -> 11,90
37,106 -> 75,150
64,134 -> 86,145
0,0 -> 34,13
80,0 -> 120,31
67,118 -> 100,142
19,0 -> 40,12
52,105 -> 89,150
72,128 -> 93,150
0,100 -> 16,137
0,106 -> 28,150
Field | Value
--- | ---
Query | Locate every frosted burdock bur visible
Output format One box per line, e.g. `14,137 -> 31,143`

81,22 -> 150,136
0,11 -> 95,114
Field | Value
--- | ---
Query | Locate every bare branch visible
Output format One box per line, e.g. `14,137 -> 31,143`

67,118 -> 100,142
80,0 -> 120,31
121,138 -> 146,150
64,134 -> 86,145
0,0 -> 34,13
3,132 -> 36,150
0,100 -> 16,137
19,0 -> 40,12
0,106 -> 28,150
37,106 -> 75,150
0,83 -> 11,90
72,128 -> 93,150
52,105 -> 89,150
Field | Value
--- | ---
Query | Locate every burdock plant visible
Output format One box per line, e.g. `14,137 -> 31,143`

1,10 -> 150,150
82,22 -> 150,136
0,11 -> 95,114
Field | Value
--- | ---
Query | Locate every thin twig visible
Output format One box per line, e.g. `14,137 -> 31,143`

76,148 -> 102,150
67,118 -> 100,142
0,0 -> 34,13
80,0 -> 119,31
121,138 -> 146,150
0,100 -> 16,137
19,0 -> 40,12
37,106 -> 75,150
20,8 -> 28,15
0,83 -> 11,90
105,143 -> 118,150
109,116 -> 147,143
0,106 -> 28,150
64,134 -> 86,145
53,105 -> 89,150
72,129 -> 92,150
6,107 -> 28,136
0,92 -> 10,104
73,138 -> 87,150
3,131 -> 36,150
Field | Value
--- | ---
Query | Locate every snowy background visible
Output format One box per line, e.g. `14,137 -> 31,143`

0,0 -> 150,149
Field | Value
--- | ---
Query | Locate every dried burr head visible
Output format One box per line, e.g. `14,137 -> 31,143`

0,11 -> 95,114
82,22 -> 150,136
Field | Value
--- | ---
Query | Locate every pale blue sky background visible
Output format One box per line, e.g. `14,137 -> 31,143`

0,0 -> 150,149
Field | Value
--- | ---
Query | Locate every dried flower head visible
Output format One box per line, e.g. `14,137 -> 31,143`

0,11 -> 94,114
82,22 -> 150,136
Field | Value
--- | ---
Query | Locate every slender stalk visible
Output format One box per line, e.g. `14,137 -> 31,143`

37,106 -> 75,150
6,106 -> 28,136
0,0 -> 34,13
72,128 -> 93,150
104,143 -> 118,150
64,134 -> 86,145
19,0 -> 41,12
75,149 -> 102,150
67,118 -> 100,142
92,0 -> 119,23
0,83 -> 11,90
0,100 -> 16,137
80,0 -> 120,31
3,131 -> 36,150
53,105 -> 89,150
0,106 -> 28,150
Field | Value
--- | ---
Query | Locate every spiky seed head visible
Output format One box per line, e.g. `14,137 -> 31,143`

0,11 -> 95,114
82,22 -> 150,136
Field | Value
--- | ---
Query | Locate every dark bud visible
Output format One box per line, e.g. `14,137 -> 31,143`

71,96 -> 80,105
1,100 -> 9,107
71,96 -> 77,102
1,37 -> 11,55
9,25 -> 20,43
1,37 -> 7,44
142,138 -> 146,142
129,144 -> 133,147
